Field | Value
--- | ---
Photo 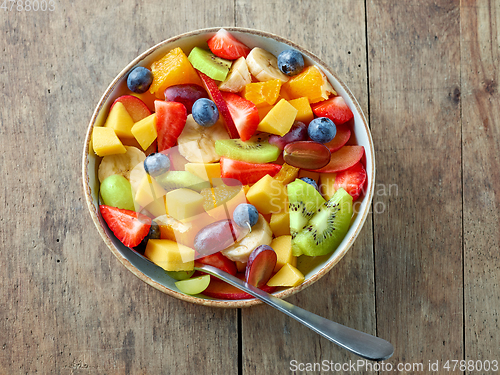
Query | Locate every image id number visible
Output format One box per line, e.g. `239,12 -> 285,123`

1,0 -> 55,11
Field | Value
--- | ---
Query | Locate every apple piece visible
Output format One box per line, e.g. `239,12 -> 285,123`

202,273 -> 276,300
245,245 -> 277,288
309,145 -> 365,173
194,219 -> 247,258
196,70 -> 240,139
111,95 -> 152,122
323,124 -> 351,153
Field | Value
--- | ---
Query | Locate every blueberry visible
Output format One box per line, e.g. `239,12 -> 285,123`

144,153 -> 170,177
127,67 -> 153,94
277,49 -> 305,76
308,117 -> 337,144
192,98 -> 219,127
300,177 -> 319,191
233,204 -> 259,230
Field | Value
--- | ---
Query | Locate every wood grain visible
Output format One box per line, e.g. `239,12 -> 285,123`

367,0 -> 463,372
461,0 -> 500,367
236,1 -> 376,373
0,1 -> 238,374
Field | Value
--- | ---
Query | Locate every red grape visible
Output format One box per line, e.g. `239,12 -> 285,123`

283,141 -> 331,169
164,84 -> 208,114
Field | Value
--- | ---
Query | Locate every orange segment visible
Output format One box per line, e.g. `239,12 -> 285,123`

282,66 -> 336,103
242,79 -> 282,108
150,47 -> 203,99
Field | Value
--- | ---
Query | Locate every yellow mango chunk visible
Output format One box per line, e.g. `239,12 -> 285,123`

257,99 -> 298,136
246,174 -> 287,214
267,263 -> 304,287
270,212 -> 291,237
271,235 -> 295,272
91,127 -> 126,156
131,114 -> 157,151
104,102 -> 135,139
165,188 -> 205,221
134,175 -> 167,210
288,97 -> 314,123
319,173 -> 337,200
243,79 -> 282,108
282,65 -> 336,104
185,163 -> 221,182
145,239 -> 195,271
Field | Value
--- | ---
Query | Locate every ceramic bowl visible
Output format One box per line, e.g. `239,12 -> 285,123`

82,27 -> 374,308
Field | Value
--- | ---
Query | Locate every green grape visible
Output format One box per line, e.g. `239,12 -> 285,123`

165,270 -> 195,281
175,275 -> 210,295
100,175 -> 135,211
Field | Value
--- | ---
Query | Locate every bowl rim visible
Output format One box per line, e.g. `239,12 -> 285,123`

82,27 -> 375,308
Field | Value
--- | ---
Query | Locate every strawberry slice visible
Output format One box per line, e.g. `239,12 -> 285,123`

154,100 -> 187,152
323,123 -> 351,152
197,71 -> 240,139
100,205 -> 152,247
333,162 -> 367,200
221,92 -> 259,141
312,96 -> 354,125
207,29 -> 251,60
220,157 -> 282,185
310,145 -> 364,173
196,252 -> 237,276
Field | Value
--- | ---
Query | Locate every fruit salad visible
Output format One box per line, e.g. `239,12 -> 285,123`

92,29 -> 367,300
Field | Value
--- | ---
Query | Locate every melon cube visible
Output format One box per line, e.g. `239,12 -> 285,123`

145,239 -> 195,271
91,127 -> 126,156
184,163 -> 221,182
131,113 -> 157,151
104,102 -> 135,139
165,188 -> 205,221
257,99 -> 298,136
319,173 -> 337,200
271,235 -> 295,272
246,174 -> 287,214
270,212 -> 290,237
267,263 -> 304,287
289,97 -> 314,123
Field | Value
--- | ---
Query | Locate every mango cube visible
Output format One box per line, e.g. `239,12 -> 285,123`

185,163 -> 221,182
270,212 -> 291,237
319,173 -> 337,200
257,99 -> 298,136
91,127 -> 126,156
289,97 -> 314,123
267,263 -> 304,287
134,175 -> 167,209
246,174 -> 287,214
271,235 -> 295,272
131,113 -> 157,151
145,239 -> 195,271
104,102 -> 135,139
165,188 -> 205,221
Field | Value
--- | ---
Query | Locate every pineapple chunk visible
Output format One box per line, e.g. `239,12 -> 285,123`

257,99 -> 298,136
165,188 -> 205,221
91,127 -> 126,156
131,114 -> 157,151
288,97 -> 314,123
271,235 -> 295,272
145,239 -> 195,271
267,263 -> 304,287
270,212 -> 291,237
104,102 -> 135,139
246,174 -> 287,214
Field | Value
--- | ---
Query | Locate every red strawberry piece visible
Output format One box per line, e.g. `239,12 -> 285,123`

207,28 -> 251,60
221,92 -> 259,141
111,95 -> 151,122
333,162 -> 367,200
323,123 -> 351,153
154,100 -> 187,152
197,71 -> 240,139
202,273 -> 276,300
220,157 -> 282,185
310,145 -> 364,173
99,205 -> 152,247
196,252 -> 237,277
312,96 -> 354,125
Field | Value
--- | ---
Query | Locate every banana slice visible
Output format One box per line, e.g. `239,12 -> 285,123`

218,57 -> 252,93
98,146 -> 146,183
177,114 -> 229,163
246,47 -> 289,83
221,215 -> 273,263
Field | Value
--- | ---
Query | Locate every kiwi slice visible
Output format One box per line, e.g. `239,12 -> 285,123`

156,171 -> 210,192
188,47 -> 231,81
215,134 -> 281,163
287,179 -> 326,256
294,188 -> 353,257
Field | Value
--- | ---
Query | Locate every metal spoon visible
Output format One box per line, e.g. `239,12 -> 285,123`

195,263 -> 394,361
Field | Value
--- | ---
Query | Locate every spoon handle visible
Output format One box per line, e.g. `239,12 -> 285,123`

196,264 -> 394,361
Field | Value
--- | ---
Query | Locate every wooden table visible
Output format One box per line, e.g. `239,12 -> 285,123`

1,0 -> 499,373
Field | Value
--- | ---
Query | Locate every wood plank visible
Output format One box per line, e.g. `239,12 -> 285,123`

0,1 -> 237,373
236,1 -> 377,372
461,0 -> 500,366
366,0 -> 463,371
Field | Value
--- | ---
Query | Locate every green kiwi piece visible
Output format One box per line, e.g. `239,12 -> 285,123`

215,134 -> 281,163
294,188 -> 353,257
188,47 -> 231,81
155,171 -> 211,192
287,179 -> 326,256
